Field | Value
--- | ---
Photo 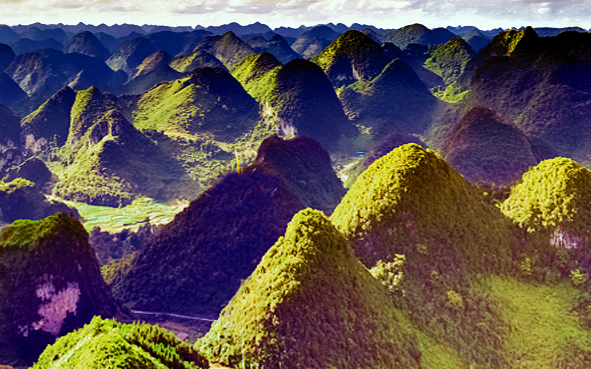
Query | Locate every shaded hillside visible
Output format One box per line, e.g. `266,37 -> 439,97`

245,33 -> 301,64
197,209 -> 421,369
55,87 -> 200,206
312,30 -> 391,87
145,30 -> 213,56
0,178 -> 75,224
5,51 -> 65,95
111,135 -> 345,316
66,31 -> 111,61
233,56 -> 352,151
195,31 -> 255,70
119,50 -> 183,95
32,317 -> 208,369
21,86 -> 76,154
423,37 -> 475,100
11,38 -> 64,55
343,133 -> 427,188
106,37 -> 156,73
0,213 -> 123,366
450,28 -> 591,166
331,143 -> 513,367
0,104 -> 21,150
339,58 -> 441,134
291,25 -> 341,59
0,44 -> 15,70
170,50 -> 225,73
460,28 -> 492,52
382,24 -> 455,49
441,107 -> 537,185
252,135 -> 346,215
132,67 -> 259,140
0,71 -> 28,108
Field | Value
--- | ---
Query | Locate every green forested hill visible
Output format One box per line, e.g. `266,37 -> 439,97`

197,208 -> 421,369
32,316 -> 208,369
0,213 -> 123,367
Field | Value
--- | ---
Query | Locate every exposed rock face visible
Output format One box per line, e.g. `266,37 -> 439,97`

0,213 -> 123,366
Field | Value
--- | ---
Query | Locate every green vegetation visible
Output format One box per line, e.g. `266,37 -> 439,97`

32,316 -> 208,369
197,208 -> 421,368
112,135 -> 346,317
55,88 -> 201,207
195,31 -> 255,70
0,212 -> 84,252
339,58 -> 440,135
311,30 -> 391,87
70,196 -> 186,233
440,107 -> 538,185
482,275 -> 591,368
423,37 -> 474,101
0,212 -> 122,367
501,157 -> 591,233
331,143 -> 513,367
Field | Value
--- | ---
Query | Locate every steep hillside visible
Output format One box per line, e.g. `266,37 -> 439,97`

0,71 -> 28,108
245,33 -> 300,64
331,143 -> 514,367
55,87 -> 200,206
0,103 -> 21,150
291,25 -> 341,59
120,50 -> 183,95
197,209 -> 421,369
312,30 -> 391,87
382,24 -> 455,49
339,58 -> 441,135
449,28 -> 591,166
111,135 -> 345,316
106,37 -> 157,73
460,28 -> 492,52
343,133 -> 427,188
0,178 -> 75,224
0,213 -> 123,366
4,51 -> 66,95
423,37 -> 475,100
66,31 -> 111,61
501,158 -> 591,275
132,67 -> 259,140
194,31 -> 255,70
233,56 -> 353,151
441,107 -> 537,185
0,43 -> 15,70
21,86 -> 76,154
32,317 -> 208,369
170,50 -> 225,73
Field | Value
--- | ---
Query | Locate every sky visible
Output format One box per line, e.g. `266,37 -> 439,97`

3,0 -> 591,30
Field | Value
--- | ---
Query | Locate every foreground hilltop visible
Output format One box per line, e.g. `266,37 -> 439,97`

110,135 -> 345,316
0,213 -> 124,366
197,208 -> 421,368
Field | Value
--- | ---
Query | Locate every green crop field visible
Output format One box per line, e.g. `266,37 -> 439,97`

63,197 -> 188,233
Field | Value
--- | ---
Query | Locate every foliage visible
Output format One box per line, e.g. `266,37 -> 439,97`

112,135 -> 345,316
196,209 -> 421,369
339,58 -> 441,135
571,269 -> 587,288
483,275 -> 591,368
311,30 -> 391,87
502,157 -> 591,233
32,316 -> 208,369
0,213 -> 121,366
440,106 -> 538,185
331,143 -> 514,367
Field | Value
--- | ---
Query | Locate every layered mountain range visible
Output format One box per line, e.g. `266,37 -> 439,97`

3,20 -> 591,369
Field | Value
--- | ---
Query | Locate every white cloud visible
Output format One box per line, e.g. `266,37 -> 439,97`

1,0 -> 591,29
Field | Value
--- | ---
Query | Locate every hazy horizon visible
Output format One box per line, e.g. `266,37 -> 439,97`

3,0 -> 590,31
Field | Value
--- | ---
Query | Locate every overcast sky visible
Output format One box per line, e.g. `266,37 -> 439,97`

3,0 -> 591,30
